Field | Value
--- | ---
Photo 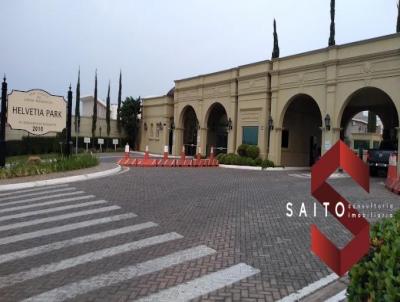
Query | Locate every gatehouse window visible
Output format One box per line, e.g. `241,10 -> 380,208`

242,126 -> 258,145
281,129 -> 289,148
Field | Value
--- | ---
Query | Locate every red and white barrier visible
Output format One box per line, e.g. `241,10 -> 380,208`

385,153 -> 400,194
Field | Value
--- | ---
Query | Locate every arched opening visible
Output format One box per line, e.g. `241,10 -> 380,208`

181,106 -> 198,156
206,103 -> 228,155
339,87 -> 399,175
281,94 -> 322,167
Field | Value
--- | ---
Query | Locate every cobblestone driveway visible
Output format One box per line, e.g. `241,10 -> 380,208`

0,167 -> 398,301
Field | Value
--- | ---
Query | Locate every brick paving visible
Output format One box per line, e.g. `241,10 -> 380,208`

0,166 -> 398,301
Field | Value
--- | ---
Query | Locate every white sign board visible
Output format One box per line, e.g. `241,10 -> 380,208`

7,89 -> 66,135
98,138 -> 104,145
84,137 -> 91,144
112,139 -> 119,145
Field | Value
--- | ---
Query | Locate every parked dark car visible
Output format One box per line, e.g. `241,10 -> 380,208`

367,140 -> 397,176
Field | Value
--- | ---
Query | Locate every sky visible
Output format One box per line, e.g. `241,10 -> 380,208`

0,0 -> 398,104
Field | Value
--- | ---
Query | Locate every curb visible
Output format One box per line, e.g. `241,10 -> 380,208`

219,165 -> 310,172
0,165 -> 122,192
130,151 -> 193,159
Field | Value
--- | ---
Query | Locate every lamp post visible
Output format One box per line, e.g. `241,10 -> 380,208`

65,85 -> 73,157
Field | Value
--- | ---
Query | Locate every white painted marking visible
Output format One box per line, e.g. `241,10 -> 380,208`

324,289 -> 347,302
0,191 -> 85,208
0,213 -> 137,245
0,184 -> 69,197
0,206 -> 120,232
22,245 -> 216,302
0,187 -> 76,202
277,273 -> 339,302
136,263 -> 260,302
0,222 -> 158,264
0,232 -> 183,289
0,200 -> 108,222
0,195 -> 95,214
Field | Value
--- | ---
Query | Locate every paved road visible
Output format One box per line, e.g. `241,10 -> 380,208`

0,164 -> 398,301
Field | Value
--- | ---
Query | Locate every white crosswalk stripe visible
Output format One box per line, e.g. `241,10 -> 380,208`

0,222 -> 158,264
22,246 -> 217,302
0,200 -> 108,223
0,186 -> 260,302
0,213 -> 137,245
136,263 -> 261,302
0,191 -> 86,208
0,184 -> 69,197
0,187 -> 76,202
0,205 -> 120,232
0,195 -> 94,214
0,232 -> 183,289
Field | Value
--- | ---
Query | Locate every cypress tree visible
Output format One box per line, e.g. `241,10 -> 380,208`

106,81 -> 111,140
92,70 -> 98,148
74,68 -> 80,134
272,19 -> 280,59
117,70 -> 122,134
397,1 -> 400,33
329,0 -> 336,46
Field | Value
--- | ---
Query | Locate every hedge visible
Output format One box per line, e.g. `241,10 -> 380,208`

347,210 -> 400,301
5,136 -> 128,156
216,153 -> 274,168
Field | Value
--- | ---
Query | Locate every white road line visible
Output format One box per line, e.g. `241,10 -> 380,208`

136,263 -> 260,302
22,245 -> 216,302
0,191 -> 86,208
0,184 -> 69,197
325,289 -> 347,302
0,195 -> 95,214
0,213 -> 137,245
0,232 -> 184,289
0,187 -> 76,202
277,273 -> 339,302
0,222 -> 158,264
0,200 -> 108,222
0,206 -> 121,232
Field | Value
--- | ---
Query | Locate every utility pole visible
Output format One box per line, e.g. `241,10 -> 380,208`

65,84 -> 73,157
0,76 -> 7,167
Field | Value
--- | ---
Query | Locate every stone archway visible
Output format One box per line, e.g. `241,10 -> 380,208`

339,87 -> 399,142
280,94 -> 322,167
180,106 -> 199,156
205,103 -> 228,155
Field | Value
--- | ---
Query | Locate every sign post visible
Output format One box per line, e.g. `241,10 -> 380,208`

98,138 -> 104,153
84,137 -> 90,152
0,76 -> 7,167
113,138 -> 118,152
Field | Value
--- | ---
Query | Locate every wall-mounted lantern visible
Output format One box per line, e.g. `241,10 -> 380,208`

144,122 -> 148,131
196,118 -> 200,130
156,122 -> 163,131
325,114 -> 331,131
227,118 -> 233,131
268,116 -> 274,131
170,121 -> 175,131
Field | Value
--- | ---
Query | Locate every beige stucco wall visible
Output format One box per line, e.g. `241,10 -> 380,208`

139,95 -> 174,153
140,33 -> 400,169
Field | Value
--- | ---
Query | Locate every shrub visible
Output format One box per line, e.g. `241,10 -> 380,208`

261,159 -> 275,169
222,153 -> 240,165
0,154 -> 99,179
347,211 -> 400,301
237,144 -> 249,157
216,153 -> 226,162
254,158 -> 262,166
246,145 -> 260,159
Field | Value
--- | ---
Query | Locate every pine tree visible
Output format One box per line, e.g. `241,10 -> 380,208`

117,70 -> 122,134
329,0 -> 336,46
92,70 -> 98,148
74,68 -> 80,134
272,19 -> 280,59
106,81 -> 111,140
397,1 -> 400,33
